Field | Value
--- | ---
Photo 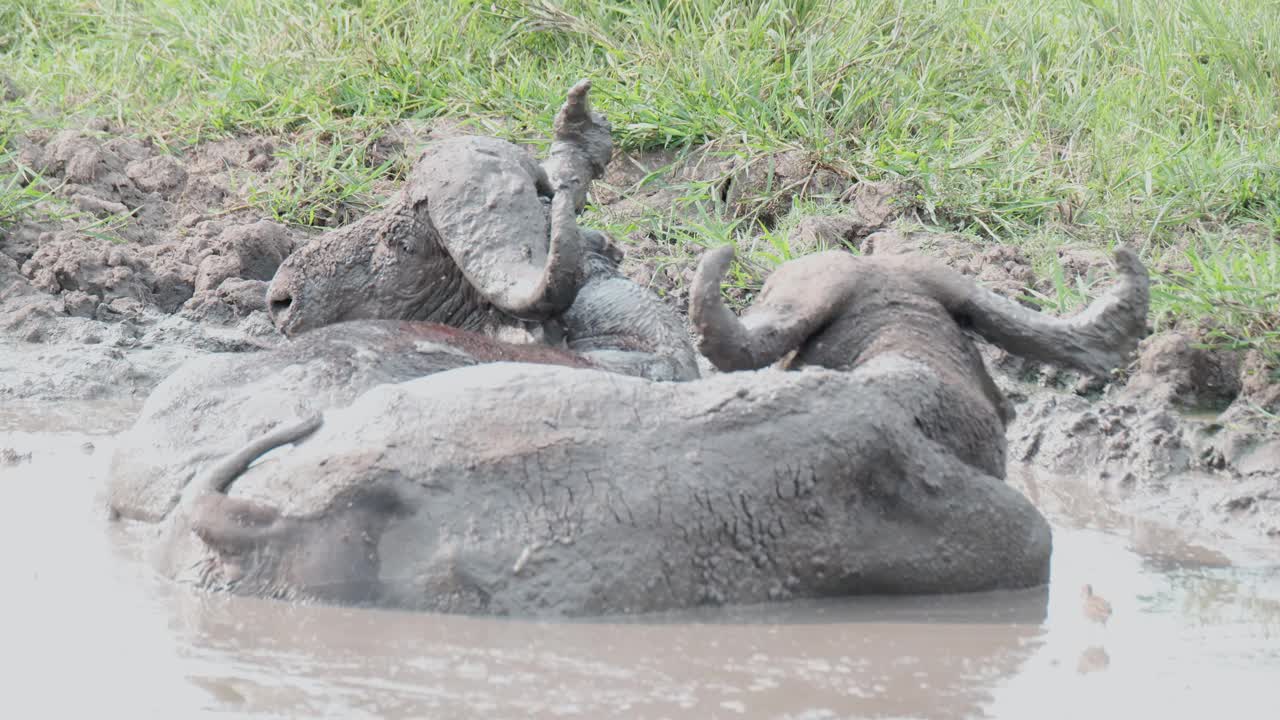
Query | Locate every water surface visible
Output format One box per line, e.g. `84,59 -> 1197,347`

2,406 -> 1276,719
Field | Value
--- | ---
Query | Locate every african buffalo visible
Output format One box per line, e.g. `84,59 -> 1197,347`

152,361 -> 1056,615
105,320 -> 598,523
263,80 -> 700,381
111,245 -> 1150,616
265,80 -> 612,339
691,243 -> 1150,433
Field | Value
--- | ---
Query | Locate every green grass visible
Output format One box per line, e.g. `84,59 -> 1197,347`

1,0 -> 1277,363
238,133 -> 399,227
1150,232 -> 1280,357
0,147 -> 45,228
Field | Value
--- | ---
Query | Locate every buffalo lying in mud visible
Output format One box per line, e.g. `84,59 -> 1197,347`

266,80 -> 609,338
106,319 -> 598,523
264,80 -> 699,381
111,244 -> 1150,617
107,232 -> 695,523
690,243 -> 1151,436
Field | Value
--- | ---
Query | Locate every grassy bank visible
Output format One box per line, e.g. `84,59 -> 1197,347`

1,0 -> 1277,364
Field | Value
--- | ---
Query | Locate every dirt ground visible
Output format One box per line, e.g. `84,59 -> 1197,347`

2,119 -> 1277,544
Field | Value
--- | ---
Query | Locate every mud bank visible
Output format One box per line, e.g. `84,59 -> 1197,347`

1,124 -> 309,399
0,116 -> 467,400
2,120 -> 1277,546
1004,338 -> 1280,542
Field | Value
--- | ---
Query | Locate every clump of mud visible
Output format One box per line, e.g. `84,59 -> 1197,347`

0,114 -> 520,403
1,447 -> 32,465
0,123 -> 324,400
1007,327 -> 1280,540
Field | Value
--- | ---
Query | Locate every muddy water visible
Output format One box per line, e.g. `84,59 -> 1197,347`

2,405 -> 1277,720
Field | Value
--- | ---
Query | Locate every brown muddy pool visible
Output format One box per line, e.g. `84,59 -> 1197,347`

2,401 -> 1277,719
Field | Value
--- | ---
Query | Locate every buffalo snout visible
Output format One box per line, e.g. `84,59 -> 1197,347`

267,284 -> 292,319
266,268 -> 299,334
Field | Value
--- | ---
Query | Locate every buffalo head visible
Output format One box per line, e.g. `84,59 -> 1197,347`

265,80 -> 612,338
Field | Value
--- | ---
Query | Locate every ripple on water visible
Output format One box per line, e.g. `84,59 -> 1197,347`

1,416 -> 1276,719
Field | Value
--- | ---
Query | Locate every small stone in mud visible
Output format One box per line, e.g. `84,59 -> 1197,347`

126,155 -> 189,194
62,290 -> 99,319
72,193 -> 129,217
1,448 -> 33,466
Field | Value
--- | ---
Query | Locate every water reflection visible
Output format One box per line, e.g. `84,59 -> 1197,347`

1,417 -> 1277,719
165,589 -> 1047,719
1075,645 -> 1110,675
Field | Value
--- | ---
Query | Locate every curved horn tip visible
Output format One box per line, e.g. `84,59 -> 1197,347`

552,189 -> 577,224
692,244 -> 737,298
559,79 -> 593,115
704,242 -> 736,267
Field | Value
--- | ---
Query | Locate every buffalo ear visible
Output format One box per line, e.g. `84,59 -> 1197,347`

405,136 -> 584,321
189,493 -> 285,553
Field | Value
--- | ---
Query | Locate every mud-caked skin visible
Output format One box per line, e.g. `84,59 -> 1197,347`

153,415 -> 324,578
146,361 -> 1054,616
264,80 -> 699,383
691,244 -> 1151,445
119,240 -> 1146,618
556,229 -> 700,381
106,320 -> 596,523
265,79 -> 611,338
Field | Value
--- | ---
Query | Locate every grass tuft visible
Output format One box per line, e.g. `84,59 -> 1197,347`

1150,233 -> 1280,363
240,136 -> 397,228
0,0 -> 1275,364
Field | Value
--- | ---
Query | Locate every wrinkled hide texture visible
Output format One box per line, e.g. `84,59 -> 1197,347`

145,360 -> 1052,617
559,230 -> 701,381
266,80 -> 611,338
107,320 -> 594,523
